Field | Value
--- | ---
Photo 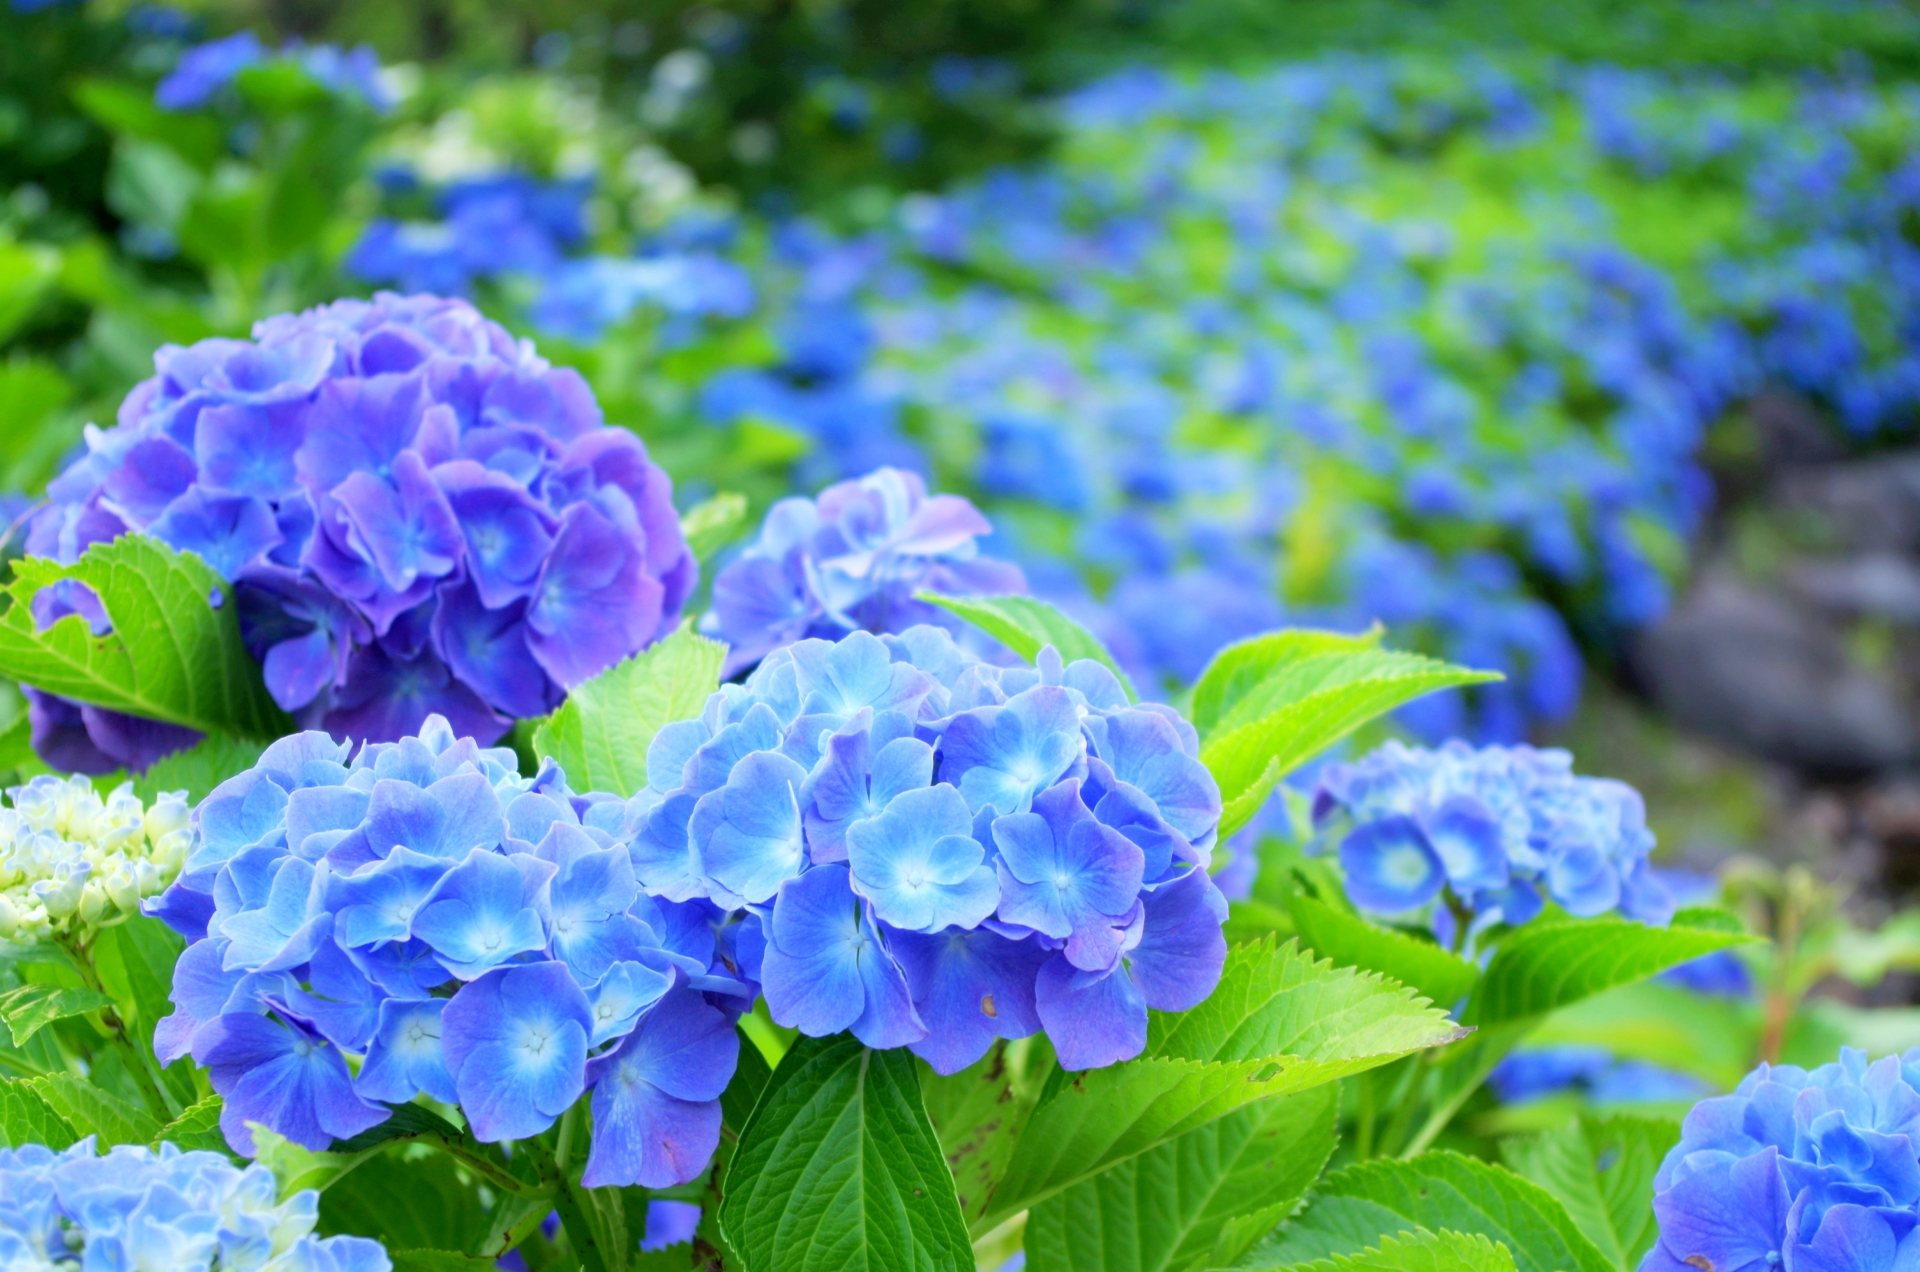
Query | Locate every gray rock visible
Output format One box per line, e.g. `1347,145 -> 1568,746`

1749,390 -> 1845,467
1788,552 -> 1920,624
1633,570 -> 1918,776
1773,455 -> 1920,554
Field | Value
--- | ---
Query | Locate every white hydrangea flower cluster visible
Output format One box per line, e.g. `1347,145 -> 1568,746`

0,776 -> 191,949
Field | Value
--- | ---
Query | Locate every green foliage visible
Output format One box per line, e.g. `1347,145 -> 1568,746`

531,623 -> 726,798
719,1032 -> 975,1272
1024,1083 -> 1338,1272
132,733 -> 266,805
29,1072 -> 160,1145
919,1041 -> 1048,1227
1251,1152 -> 1611,1272
0,535 -> 291,739
155,1095 -> 232,1156
0,1078 -> 79,1149
1501,1116 -> 1680,1272
916,591 -> 1138,702
980,939 -> 1467,1230
1466,914 -> 1758,1026
321,1147 -> 494,1253
1286,891 -> 1480,1009
1190,630 -> 1499,838
681,491 -> 751,563
0,983 -> 114,1047
1257,1228 -> 1521,1272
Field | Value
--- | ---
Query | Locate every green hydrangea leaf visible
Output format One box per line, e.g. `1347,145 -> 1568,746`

0,535 -> 292,738
979,939 -> 1468,1232
1024,1082 -> 1338,1272
915,592 -> 1138,702
1193,632 -> 1500,840
719,1033 -> 974,1272
0,983 -> 114,1047
154,1094 -> 232,1156
1466,915 -> 1759,1026
31,1072 -> 160,1146
1248,1152 -> 1611,1272
531,622 -> 726,798
1501,1115 -> 1681,1272
1287,892 -> 1480,1010
133,732 -> 265,805
681,491 -> 751,563
1256,1228 -> 1520,1272
0,1077 -> 78,1149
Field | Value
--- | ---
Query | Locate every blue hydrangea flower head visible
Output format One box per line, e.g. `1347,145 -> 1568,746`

1312,740 -> 1671,936
0,1137 -> 389,1272
146,715 -> 745,1183
26,294 -> 695,772
628,625 -> 1228,1074
155,33 -> 389,113
701,467 -> 1027,673
1644,1047 -> 1920,1272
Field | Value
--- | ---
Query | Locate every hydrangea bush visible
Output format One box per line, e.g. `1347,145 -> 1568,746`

27,293 -> 694,770
0,1137 -> 389,1272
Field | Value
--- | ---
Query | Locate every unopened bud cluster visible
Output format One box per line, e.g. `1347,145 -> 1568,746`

0,776 -> 190,948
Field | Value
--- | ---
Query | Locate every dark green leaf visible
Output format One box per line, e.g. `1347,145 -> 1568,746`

1467,917 -> 1759,1027
321,1147 -> 493,1254
919,1039 -> 1050,1227
1025,1083 -> 1338,1272
386,1252 -> 501,1272
0,983 -> 114,1047
1501,1115 -> 1680,1272
982,939 -> 1468,1231
1287,892 -> 1480,1009
0,536 -> 292,738
1250,1152 -> 1611,1272
719,1033 -> 974,1272
532,623 -> 726,798
915,592 -> 1137,702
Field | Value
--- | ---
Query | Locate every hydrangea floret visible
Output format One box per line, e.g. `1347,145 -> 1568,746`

629,623 -> 1229,1073
0,776 -> 190,951
28,293 -> 695,772
146,720 -> 746,1188
1312,739 -> 1673,942
0,1137 -> 389,1272
1643,1047 -> 1920,1272
701,467 -> 1026,674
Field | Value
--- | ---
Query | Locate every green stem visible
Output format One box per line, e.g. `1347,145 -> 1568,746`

1375,1054 -> 1427,1157
1353,1069 -> 1378,1161
554,1104 -> 579,1173
526,1137 -> 617,1272
55,935 -> 176,1124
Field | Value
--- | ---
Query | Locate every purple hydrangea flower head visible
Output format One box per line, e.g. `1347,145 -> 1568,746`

701,466 -> 1027,673
26,294 -> 695,771
1312,740 -> 1672,941
146,715 -> 745,1182
1643,1048 -> 1920,1272
625,625 -> 1228,1073
0,1138 -> 391,1272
